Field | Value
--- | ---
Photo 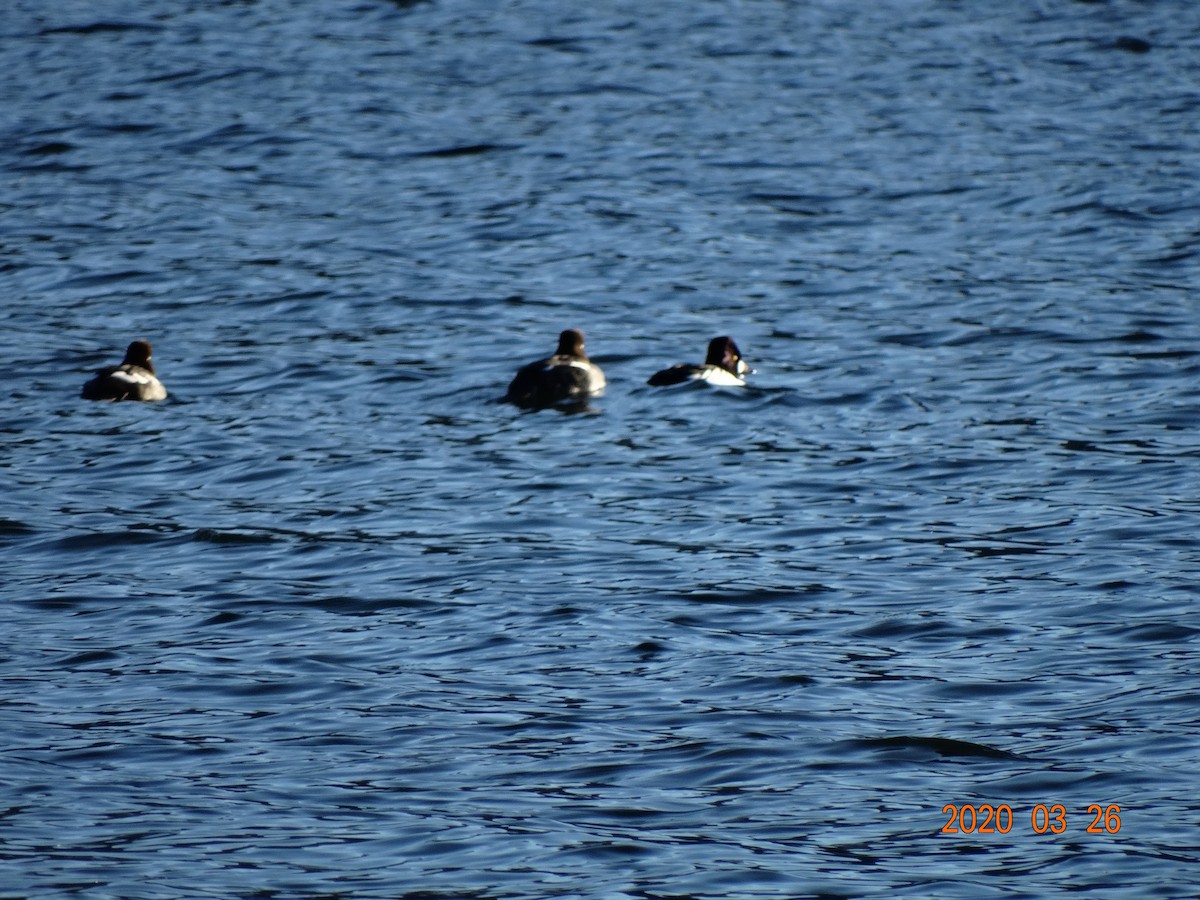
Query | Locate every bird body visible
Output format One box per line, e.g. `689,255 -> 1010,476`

82,339 -> 167,402
647,336 -> 749,387
506,329 -> 605,408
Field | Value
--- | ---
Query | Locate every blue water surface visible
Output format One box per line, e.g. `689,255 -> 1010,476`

3,0 -> 1200,896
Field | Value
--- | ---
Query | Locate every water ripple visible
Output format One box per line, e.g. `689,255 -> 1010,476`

2,0 -> 1199,896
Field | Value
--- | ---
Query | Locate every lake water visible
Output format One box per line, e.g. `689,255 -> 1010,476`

3,0 -> 1200,896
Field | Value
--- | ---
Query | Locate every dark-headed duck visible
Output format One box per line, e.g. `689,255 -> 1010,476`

647,336 -> 749,387
81,339 -> 168,402
505,328 -> 606,408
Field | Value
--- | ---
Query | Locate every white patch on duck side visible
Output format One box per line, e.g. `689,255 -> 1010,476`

111,367 -> 168,400
111,368 -> 153,386
565,359 -> 606,392
696,365 -> 745,387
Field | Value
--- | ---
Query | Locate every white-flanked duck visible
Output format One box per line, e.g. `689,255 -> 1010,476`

647,336 -> 750,387
81,339 -> 168,402
505,328 -> 606,408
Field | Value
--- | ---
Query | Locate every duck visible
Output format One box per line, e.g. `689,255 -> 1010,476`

81,339 -> 168,401
505,328 -> 606,408
647,336 -> 750,387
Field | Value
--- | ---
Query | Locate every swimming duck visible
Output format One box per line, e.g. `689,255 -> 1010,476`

647,336 -> 750,387
505,328 -> 606,408
81,339 -> 168,401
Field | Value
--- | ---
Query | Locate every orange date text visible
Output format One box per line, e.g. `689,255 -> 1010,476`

940,803 -> 1121,835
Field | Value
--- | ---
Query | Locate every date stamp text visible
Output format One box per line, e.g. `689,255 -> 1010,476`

941,803 -> 1121,835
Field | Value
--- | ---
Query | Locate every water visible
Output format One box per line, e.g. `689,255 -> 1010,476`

3,0 -> 1200,896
